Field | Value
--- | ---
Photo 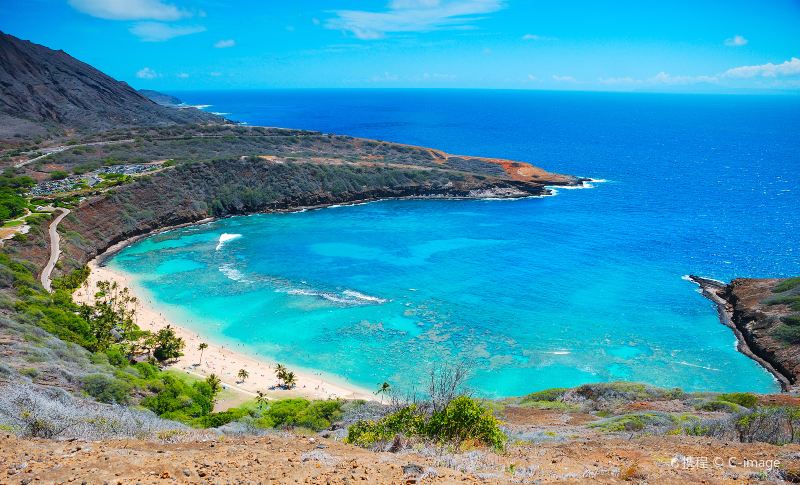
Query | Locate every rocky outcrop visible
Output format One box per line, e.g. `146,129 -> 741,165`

690,275 -> 800,391
0,31 -> 222,141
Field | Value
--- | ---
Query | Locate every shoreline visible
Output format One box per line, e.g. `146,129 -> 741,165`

76,183 -> 600,406
74,259 -> 378,406
687,275 -> 791,391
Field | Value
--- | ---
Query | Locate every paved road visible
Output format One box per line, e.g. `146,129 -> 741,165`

40,208 -> 70,292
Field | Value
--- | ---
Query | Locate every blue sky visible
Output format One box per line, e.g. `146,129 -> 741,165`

2,0 -> 799,93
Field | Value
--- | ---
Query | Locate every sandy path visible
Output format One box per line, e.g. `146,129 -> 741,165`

74,260 -> 377,405
40,208 -> 70,292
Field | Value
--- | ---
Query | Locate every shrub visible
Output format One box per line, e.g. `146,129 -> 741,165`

774,324 -> 800,344
696,399 -> 745,413
426,396 -> 507,450
520,388 -> 568,403
590,412 -> 675,433
718,393 -> 758,409
82,374 -> 131,404
346,396 -> 506,451
192,408 -> 249,428
773,278 -> 800,293
104,346 -> 129,367
256,398 -> 343,431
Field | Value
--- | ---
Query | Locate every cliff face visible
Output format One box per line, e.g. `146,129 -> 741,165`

0,32 -> 221,141
47,157 -> 566,273
691,276 -> 800,390
724,278 -> 800,388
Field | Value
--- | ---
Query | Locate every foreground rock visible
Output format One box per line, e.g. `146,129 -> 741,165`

1,431 -> 796,483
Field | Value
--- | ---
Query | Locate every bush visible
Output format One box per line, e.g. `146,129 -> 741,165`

104,346 -> 129,368
426,396 -> 507,450
346,396 -> 506,451
590,412 -> 674,433
696,399 -> 746,413
192,408 -> 249,428
256,398 -> 343,431
718,393 -> 758,409
774,324 -> 800,344
773,278 -> 800,293
520,388 -> 568,403
82,374 -> 131,404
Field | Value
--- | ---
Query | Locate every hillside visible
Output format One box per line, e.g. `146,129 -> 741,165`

0,32 -> 222,143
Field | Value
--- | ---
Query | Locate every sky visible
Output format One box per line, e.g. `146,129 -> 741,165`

1,0 -> 800,93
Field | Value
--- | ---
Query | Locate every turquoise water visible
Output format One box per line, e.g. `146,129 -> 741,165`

109,90 -> 800,397
111,193 -> 779,396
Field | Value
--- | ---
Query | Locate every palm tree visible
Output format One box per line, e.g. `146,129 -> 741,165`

283,371 -> 297,389
197,342 -> 208,365
237,368 -> 249,383
375,381 -> 391,403
275,363 -> 287,387
205,373 -> 221,397
256,390 -> 267,409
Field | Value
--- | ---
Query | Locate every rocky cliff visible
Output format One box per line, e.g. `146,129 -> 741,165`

691,275 -> 800,390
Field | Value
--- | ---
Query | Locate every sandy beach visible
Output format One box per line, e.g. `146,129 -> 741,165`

74,259 -> 377,409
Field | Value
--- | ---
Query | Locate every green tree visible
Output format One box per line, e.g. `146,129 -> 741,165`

151,326 -> 185,363
206,374 -> 222,398
256,390 -> 267,409
275,363 -> 287,387
237,368 -> 249,383
375,381 -> 391,403
283,371 -> 297,389
198,342 -> 208,365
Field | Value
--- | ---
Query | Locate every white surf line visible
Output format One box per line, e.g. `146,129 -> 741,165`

41,208 -> 70,292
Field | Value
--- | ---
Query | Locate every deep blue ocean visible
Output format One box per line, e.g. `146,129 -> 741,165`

110,90 -> 800,396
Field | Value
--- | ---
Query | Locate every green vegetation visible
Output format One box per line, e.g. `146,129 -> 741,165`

253,398 -> 343,431
520,388 -> 568,403
718,393 -> 758,409
0,170 -> 35,224
766,295 -> 800,311
49,171 -> 69,180
346,396 -> 506,451
773,277 -> 800,293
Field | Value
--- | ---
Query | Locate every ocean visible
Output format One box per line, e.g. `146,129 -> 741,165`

108,90 -> 800,396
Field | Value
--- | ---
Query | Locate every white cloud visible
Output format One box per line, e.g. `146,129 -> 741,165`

130,22 -> 205,42
370,71 -> 400,82
136,67 -> 159,79
724,35 -> 748,47
326,0 -> 504,40
177,72 -> 190,78
552,75 -> 577,83
214,39 -> 236,48
521,33 -> 555,41
722,57 -> 800,78
68,0 -> 189,21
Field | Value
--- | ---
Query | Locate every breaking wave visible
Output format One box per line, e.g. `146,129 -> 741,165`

216,233 -> 242,250
283,287 -> 387,306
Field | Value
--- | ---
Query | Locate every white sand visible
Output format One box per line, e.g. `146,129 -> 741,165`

74,259 -> 376,405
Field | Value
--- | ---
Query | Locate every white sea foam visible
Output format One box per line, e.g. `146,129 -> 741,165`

677,361 -> 720,371
218,263 -> 251,283
551,351 -> 571,355
284,287 -> 387,306
216,233 -> 242,250
342,290 -> 388,304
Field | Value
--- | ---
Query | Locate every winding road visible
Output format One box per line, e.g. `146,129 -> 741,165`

40,208 -> 70,292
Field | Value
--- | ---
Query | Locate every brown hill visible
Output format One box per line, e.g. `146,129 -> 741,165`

0,31 -> 221,141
